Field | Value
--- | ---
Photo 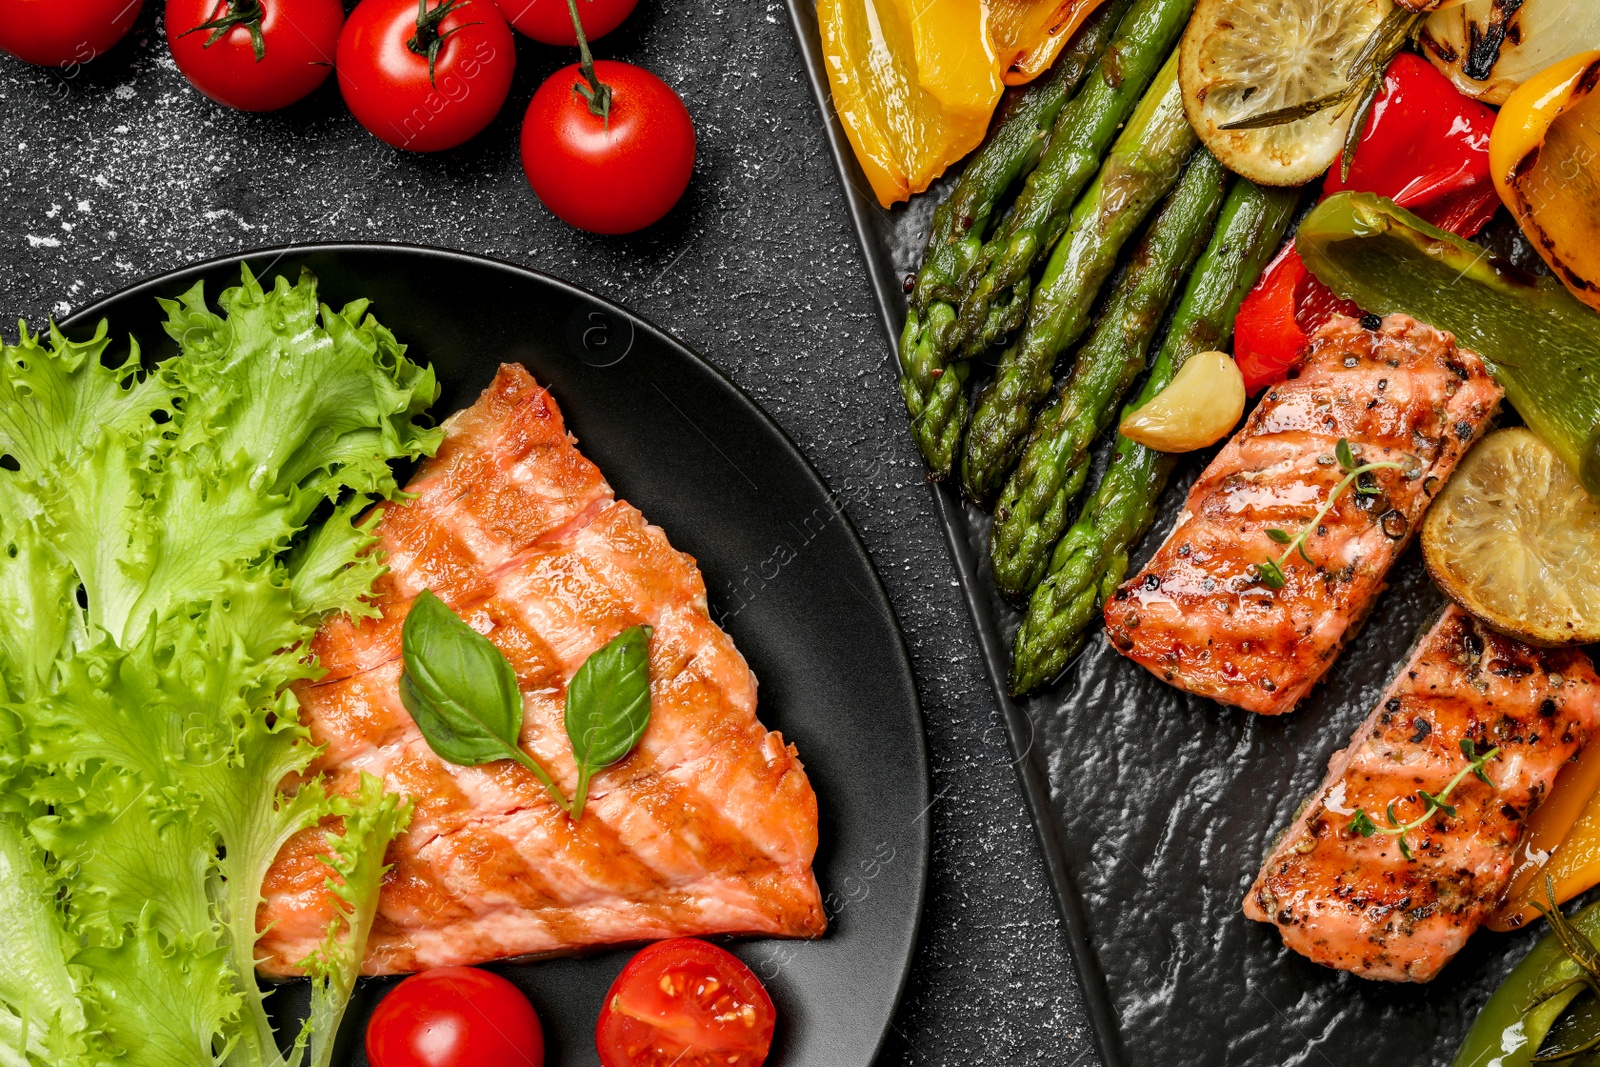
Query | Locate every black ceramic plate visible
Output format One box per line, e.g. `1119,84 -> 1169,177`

60,244 -> 929,1067
781,9 -> 1552,1067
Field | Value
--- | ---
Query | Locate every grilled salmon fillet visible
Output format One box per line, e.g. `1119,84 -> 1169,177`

1244,605 -> 1600,981
257,365 -> 826,976
1103,314 -> 1501,714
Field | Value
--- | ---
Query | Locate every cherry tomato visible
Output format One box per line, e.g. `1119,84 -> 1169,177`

0,0 -> 144,67
338,0 -> 515,153
596,939 -> 776,1067
366,966 -> 545,1067
521,60 -> 695,234
494,0 -> 637,46
166,0 -> 343,111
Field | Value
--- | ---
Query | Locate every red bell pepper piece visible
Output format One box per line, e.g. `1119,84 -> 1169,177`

1233,53 -> 1499,394
1231,246 -> 1306,392
1321,53 -> 1500,235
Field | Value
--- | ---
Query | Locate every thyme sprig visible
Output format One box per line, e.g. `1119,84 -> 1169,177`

1347,738 -> 1501,860
1255,437 -> 1408,589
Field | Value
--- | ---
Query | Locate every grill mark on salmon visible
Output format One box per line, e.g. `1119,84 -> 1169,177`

310,368 -> 614,683
1104,315 -> 1503,714
1244,605 -> 1600,982
257,365 -> 826,975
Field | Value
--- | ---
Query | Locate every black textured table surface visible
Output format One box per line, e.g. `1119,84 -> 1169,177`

0,3 -> 1096,1064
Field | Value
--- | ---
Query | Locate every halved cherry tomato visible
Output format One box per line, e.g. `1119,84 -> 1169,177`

520,59 -> 695,234
166,0 -> 344,112
366,966 -> 545,1067
0,0 -> 143,67
494,0 -> 637,45
596,938 -> 776,1067
337,0 -> 515,153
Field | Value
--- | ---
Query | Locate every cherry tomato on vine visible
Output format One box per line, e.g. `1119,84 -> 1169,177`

494,0 -> 637,46
0,0 -> 143,67
337,0 -> 515,153
595,939 -> 776,1067
520,60 -> 695,234
365,966 -> 545,1067
166,0 -> 343,111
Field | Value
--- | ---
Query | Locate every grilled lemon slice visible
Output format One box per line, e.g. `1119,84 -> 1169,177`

1179,0 -> 1389,185
1423,427 -> 1600,646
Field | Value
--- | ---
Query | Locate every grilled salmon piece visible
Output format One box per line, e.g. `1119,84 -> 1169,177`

1244,605 -> 1600,981
257,365 -> 826,976
1103,315 -> 1501,714
310,366 -> 614,684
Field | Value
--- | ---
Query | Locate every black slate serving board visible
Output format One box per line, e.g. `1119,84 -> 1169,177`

780,6 -> 1552,1064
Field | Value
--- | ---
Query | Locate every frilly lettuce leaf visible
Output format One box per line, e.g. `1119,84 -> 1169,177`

294,775 -> 412,1067
0,478 -> 78,705
72,912 -> 237,1067
0,814 -> 104,1067
0,320 -> 174,475
0,267 -> 437,1066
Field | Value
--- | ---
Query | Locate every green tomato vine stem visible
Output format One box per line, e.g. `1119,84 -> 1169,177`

407,0 -> 480,87
185,0 -> 268,61
565,0 -> 614,123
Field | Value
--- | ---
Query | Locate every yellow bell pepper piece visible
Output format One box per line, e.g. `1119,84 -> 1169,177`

1492,741 -> 1600,931
1491,51 -> 1600,313
989,0 -> 1109,84
818,0 -> 1003,206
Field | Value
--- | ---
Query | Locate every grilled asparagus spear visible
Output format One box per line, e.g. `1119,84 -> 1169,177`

989,149 -> 1227,600
1010,177 -> 1299,696
899,0 -> 1130,477
962,51 -> 1196,503
952,0 -> 1197,356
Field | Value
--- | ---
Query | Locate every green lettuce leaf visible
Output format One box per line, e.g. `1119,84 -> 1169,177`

295,774 -> 412,1067
0,815 -> 103,1067
0,266 -> 437,1066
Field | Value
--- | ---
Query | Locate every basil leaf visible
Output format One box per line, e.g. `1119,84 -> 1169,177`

565,624 -> 653,819
400,589 -> 569,812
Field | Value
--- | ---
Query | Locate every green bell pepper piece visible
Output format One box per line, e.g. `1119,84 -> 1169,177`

1453,899 -> 1600,1067
1297,191 -> 1600,499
